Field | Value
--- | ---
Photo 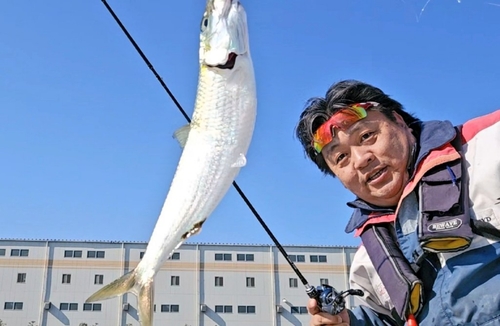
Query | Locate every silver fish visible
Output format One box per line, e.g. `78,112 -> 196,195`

85,1 -> 256,325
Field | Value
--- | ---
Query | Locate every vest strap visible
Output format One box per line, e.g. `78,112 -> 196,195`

361,224 -> 424,320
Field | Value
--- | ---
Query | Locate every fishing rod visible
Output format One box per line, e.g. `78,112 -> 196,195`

99,0 -> 363,314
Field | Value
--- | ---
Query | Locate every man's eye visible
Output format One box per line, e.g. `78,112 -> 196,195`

361,132 -> 374,142
336,153 -> 347,164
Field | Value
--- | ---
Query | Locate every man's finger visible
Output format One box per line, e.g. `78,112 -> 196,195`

307,298 -> 320,314
310,312 -> 344,325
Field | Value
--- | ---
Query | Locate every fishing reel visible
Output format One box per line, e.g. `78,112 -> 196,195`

306,284 -> 364,315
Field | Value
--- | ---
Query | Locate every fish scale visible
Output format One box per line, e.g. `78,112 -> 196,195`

86,1 -> 256,325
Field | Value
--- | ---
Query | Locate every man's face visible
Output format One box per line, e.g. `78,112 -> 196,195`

321,110 -> 415,207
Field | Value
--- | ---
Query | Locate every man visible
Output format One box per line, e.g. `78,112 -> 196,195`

295,80 -> 500,326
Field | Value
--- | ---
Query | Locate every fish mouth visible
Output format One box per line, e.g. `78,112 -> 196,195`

209,52 -> 238,69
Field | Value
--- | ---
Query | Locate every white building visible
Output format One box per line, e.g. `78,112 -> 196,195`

0,239 -> 358,326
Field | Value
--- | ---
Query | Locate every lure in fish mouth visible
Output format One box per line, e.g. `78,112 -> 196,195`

208,52 -> 237,69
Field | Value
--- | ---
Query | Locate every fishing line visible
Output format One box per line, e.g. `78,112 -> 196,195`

100,0 -> 314,290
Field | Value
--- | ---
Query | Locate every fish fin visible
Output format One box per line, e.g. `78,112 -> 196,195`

86,270 -> 136,302
173,124 -> 191,148
231,153 -> 247,167
86,268 -> 154,326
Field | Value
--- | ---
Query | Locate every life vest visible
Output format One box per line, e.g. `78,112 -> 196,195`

358,128 -> 477,322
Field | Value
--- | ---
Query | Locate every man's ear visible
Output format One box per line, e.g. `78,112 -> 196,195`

392,112 -> 415,139
393,112 -> 408,128
392,111 -> 406,127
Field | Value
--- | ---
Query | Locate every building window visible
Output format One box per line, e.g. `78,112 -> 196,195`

288,254 -> 305,262
160,304 -> 179,312
4,302 -> 23,310
169,252 -> 180,260
10,249 -> 29,257
310,255 -> 327,263
64,250 -> 82,258
238,305 -> 256,314
62,274 -> 71,284
83,303 -> 102,311
87,250 -> 105,258
246,277 -> 255,287
0,249 -> 5,256
94,274 -> 104,285
215,253 -> 232,261
320,278 -> 329,285
215,305 -> 232,313
17,273 -> 26,283
291,306 -> 308,314
215,276 -> 224,287
289,278 -> 298,288
60,303 -> 78,311
171,276 -> 180,286
140,251 -> 145,259
237,253 -> 254,261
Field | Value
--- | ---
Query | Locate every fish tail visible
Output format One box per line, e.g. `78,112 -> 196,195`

138,280 -> 154,326
86,268 -> 154,326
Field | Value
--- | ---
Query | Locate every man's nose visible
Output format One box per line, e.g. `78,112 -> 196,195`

352,147 -> 373,170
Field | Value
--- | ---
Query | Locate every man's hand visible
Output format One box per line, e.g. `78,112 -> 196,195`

308,298 -> 350,326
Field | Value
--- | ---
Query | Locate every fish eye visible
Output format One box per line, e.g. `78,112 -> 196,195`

201,17 -> 209,31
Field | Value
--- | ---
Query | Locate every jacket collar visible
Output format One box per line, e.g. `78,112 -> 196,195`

344,119 -> 457,234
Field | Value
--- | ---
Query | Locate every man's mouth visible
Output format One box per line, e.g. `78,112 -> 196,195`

367,167 -> 387,183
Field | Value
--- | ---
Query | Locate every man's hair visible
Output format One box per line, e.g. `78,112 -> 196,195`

295,80 -> 420,176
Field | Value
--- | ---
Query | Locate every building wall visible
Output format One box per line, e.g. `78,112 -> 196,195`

0,239 -> 358,326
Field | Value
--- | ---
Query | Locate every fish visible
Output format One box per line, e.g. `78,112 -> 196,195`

85,1 -> 257,325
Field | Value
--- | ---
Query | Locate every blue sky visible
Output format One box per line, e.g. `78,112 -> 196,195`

1,0 -> 499,248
